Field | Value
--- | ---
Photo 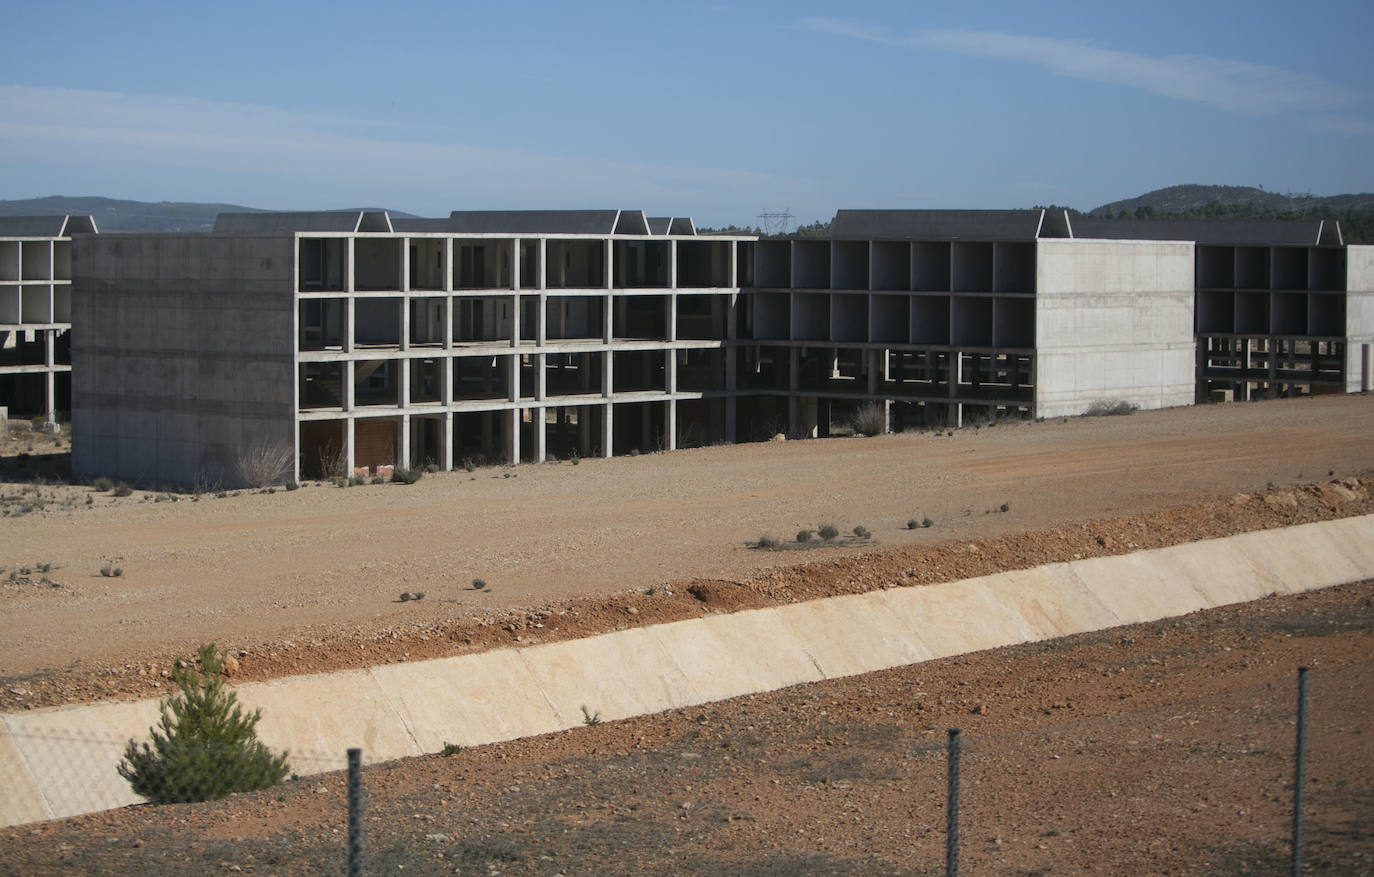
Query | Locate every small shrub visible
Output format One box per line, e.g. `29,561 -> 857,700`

580,705 -> 602,727
999,502 -> 1010,513
112,482 -> 133,497
392,468 -> 423,485
472,578 -> 487,590
440,742 -> 462,757
93,477 -> 113,492
399,592 -> 411,602
369,476 -> 385,485
100,562 -> 123,578
922,515 -> 934,528
796,529 -> 812,543
755,533 -> 782,551
118,644 -> 289,804
234,440 -> 293,488
462,457 -> 476,473
1083,398 -> 1139,417
850,402 -> 887,437
906,519 -> 919,530
285,481 -> 299,491
852,525 -> 871,539
818,523 -> 839,541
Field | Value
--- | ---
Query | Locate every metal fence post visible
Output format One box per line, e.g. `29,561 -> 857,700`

1292,667 -> 1309,877
947,728 -> 961,877
348,747 -> 363,877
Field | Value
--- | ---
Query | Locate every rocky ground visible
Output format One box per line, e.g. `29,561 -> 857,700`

4,578 -> 1371,875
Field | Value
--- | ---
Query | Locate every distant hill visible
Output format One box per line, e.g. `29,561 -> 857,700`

0,196 -> 418,232
1083,185 -> 1374,244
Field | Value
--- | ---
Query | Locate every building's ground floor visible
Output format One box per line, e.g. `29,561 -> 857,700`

0,327 -> 70,421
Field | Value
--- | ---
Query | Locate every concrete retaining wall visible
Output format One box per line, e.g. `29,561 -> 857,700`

5,514 -> 1374,827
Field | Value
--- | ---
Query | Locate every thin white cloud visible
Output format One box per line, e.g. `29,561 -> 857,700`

801,18 -> 1369,129
0,85 -> 805,214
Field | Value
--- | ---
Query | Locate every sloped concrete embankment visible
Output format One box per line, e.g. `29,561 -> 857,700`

4,515 -> 1373,827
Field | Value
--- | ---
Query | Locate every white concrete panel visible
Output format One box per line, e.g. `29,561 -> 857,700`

772,590 -> 934,679
1227,523 -> 1365,594
991,563 -> 1122,637
0,722 -> 53,825
1155,538 -> 1283,607
240,668 -> 417,769
649,609 -> 824,704
1069,551 -> 1210,625
1317,514 -> 1374,572
517,626 -> 698,725
369,649 -> 564,751
874,575 -> 1042,659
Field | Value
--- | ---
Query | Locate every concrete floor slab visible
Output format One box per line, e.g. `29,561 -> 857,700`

0,722 -> 52,825
992,563 -> 1123,638
649,609 -> 824,704
369,649 -> 564,751
1068,551 -> 1211,625
772,591 -> 934,680
517,626 -> 699,725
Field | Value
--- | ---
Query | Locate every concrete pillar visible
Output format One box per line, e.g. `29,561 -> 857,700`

507,407 -> 521,465
345,297 -> 356,353
536,353 -> 547,401
442,411 -> 453,471
345,416 -> 356,475
444,238 -> 453,292
399,298 -> 410,351
346,238 -> 356,293
511,239 -> 521,291
668,293 -> 677,342
605,239 -> 613,292
400,415 -> 411,470
533,406 -> 546,463
43,330 -> 55,424
537,238 -> 547,291
399,358 -> 410,409
400,238 -> 410,292
602,403 -> 614,458
343,363 -> 355,412
666,399 -> 677,451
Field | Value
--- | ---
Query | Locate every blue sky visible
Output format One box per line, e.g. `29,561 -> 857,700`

2,0 -> 1370,226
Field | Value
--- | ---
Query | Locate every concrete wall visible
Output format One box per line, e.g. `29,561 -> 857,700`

1035,239 -> 1195,417
71,234 -> 298,487
1345,245 -> 1374,393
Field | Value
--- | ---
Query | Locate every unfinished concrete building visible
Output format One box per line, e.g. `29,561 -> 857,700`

1073,218 -> 1374,401
0,215 -> 96,424
69,208 -> 1373,488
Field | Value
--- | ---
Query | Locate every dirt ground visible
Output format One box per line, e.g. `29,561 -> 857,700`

4,578 -> 1371,875
2,394 -> 1373,711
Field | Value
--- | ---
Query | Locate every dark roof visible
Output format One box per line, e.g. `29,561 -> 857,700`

390,217 -> 452,233
212,211 -> 393,233
829,209 -> 1048,241
445,210 -> 620,235
0,215 -> 97,236
1071,218 -> 1332,247
647,217 -> 698,236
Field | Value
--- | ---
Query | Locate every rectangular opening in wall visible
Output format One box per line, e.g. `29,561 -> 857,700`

735,241 -> 754,287
912,242 -> 951,291
910,295 -> 950,345
611,401 -> 667,455
354,238 -> 403,291
831,294 -> 868,342
520,240 -> 540,288
1235,292 -> 1269,334
798,347 -> 865,393
298,238 -> 347,291
518,354 -> 538,400
1308,248 -> 1345,291
354,297 -> 401,347
0,288 -> 18,323
1271,248 -> 1308,291
993,297 -> 1034,347
676,397 -> 726,448
544,351 -> 603,397
736,345 -> 791,391
1234,246 -> 1269,289
755,240 -> 791,287
611,349 -> 666,393
544,240 -> 603,289
0,241 -> 19,282
53,241 -> 71,281
299,419 -> 346,479
453,410 -> 512,466
409,239 -> 446,291
1270,292 -> 1307,335
298,362 -> 344,410
1196,291 -> 1235,333
1309,293 -> 1345,337
20,286 -> 50,323
1196,246 -> 1234,288
751,292 -> 790,339
353,359 -> 400,407
675,293 -> 726,340
410,414 -> 446,469
676,240 -> 731,288
520,295 -> 539,342
870,294 -> 909,343
53,286 -> 71,323
453,296 -> 511,343
544,296 -> 603,342
792,292 -> 829,340
792,240 -> 830,289
831,240 -> 868,290
951,296 -> 993,346
613,240 -> 669,288
952,242 -> 994,292
409,358 -> 443,404
452,353 -> 512,401
0,331 -> 46,367
677,347 -> 725,392
454,239 -> 515,289
870,241 -> 910,291
354,417 -> 398,472
408,297 -> 446,347
613,294 -> 668,340
993,242 -> 1035,293
20,242 -> 49,281
299,298 -> 346,351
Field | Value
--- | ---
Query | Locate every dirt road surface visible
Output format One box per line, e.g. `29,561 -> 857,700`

1,394 -> 1372,690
